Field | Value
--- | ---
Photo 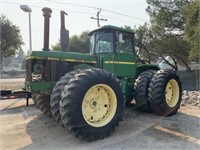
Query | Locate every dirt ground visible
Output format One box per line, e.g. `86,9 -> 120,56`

0,78 -> 200,150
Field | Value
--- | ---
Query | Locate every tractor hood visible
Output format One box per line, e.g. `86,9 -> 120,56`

26,51 -> 97,64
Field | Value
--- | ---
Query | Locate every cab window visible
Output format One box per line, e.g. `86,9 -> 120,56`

116,33 -> 134,54
91,32 -> 114,54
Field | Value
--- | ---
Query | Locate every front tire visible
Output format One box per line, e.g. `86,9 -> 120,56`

50,70 -> 81,125
148,70 -> 182,116
60,68 -> 125,141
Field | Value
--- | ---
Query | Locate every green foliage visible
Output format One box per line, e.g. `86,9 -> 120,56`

0,15 -> 24,64
52,31 -> 90,53
133,0 -> 192,70
3,56 -> 13,67
16,47 -> 25,63
51,43 -> 60,51
134,23 -> 152,62
182,0 -> 200,62
146,0 -> 190,34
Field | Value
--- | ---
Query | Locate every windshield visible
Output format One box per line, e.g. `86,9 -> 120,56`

90,32 -> 113,54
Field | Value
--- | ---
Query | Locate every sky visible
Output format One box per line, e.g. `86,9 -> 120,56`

1,0 -> 149,54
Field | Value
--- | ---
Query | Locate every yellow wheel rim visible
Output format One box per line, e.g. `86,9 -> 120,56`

82,84 -> 117,128
165,79 -> 180,108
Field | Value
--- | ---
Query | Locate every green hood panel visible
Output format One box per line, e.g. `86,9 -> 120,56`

26,51 -> 97,64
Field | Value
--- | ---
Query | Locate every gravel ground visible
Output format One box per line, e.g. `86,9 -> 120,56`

0,99 -> 200,150
0,78 -> 200,149
181,91 -> 200,108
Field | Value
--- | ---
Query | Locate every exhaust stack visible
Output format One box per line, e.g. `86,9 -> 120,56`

42,7 -> 52,51
60,11 -> 69,52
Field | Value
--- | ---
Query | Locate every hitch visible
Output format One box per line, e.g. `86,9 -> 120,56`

0,90 -> 32,106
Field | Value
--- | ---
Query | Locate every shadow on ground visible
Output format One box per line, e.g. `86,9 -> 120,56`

20,107 -> 200,150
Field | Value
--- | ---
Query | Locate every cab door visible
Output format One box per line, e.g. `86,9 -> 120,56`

114,53 -> 136,77
114,32 -> 136,77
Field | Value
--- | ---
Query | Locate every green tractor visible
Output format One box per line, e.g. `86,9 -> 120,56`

24,8 -> 182,141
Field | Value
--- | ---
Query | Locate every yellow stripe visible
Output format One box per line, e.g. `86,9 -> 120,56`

26,56 -> 42,60
104,61 -> 135,65
62,58 -> 77,62
155,125 -> 200,145
26,56 -> 96,64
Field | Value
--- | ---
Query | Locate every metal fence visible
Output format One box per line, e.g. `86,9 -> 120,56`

177,70 -> 200,91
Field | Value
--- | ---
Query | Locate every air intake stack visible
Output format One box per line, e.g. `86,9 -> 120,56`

42,7 -> 52,51
60,11 -> 69,52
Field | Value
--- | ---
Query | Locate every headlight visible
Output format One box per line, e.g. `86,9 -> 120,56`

33,62 -> 44,74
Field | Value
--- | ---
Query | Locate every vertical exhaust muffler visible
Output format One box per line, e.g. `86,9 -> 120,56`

42,7 -> 52,51
60,11 -> 69,52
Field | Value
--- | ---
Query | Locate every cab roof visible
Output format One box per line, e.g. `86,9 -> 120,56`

88,25 -> 135,36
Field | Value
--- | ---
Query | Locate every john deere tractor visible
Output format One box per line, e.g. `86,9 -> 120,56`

24,8 -> 182,141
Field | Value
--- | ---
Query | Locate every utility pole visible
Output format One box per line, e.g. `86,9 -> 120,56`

91,9 -> 107,27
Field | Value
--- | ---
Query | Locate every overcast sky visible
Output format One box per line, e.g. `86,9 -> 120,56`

1,0 -> 149,54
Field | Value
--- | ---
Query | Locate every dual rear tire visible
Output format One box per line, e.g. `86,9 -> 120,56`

148,70 -> 182,116
52,68 -> 125,141
50,70 -> 81,125
135,69 -> 182,116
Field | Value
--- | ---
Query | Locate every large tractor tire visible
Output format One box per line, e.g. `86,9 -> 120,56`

32,93 -> 52,117
50,70 -> 81,125
32,93 -> 39,104
148,70 -> 182,116
134,70 -> 155,112
60,68 -> 125,141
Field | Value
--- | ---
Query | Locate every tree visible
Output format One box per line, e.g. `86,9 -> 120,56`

182,0 -> 200,62
52,31 -> 90,53
134,23 -> 153,63
0,15 -> 24,65
146,0 -> 190,36
16,47 -> 25,63
143,0 -> 192,70
148,35 -> 191,70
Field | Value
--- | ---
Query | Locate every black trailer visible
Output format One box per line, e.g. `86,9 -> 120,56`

0,90 -> 31,106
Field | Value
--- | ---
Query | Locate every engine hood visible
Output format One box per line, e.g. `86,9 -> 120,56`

26,51 -> 97,64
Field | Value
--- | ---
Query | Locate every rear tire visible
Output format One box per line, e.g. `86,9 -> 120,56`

60,68 -> 125,141
148,70 -> 182,116
134,70 -> 155,112
50,70 -> 81,125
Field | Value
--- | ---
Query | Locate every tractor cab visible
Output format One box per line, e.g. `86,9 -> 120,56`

89,25 -> 137,77
89,25 -> 135,55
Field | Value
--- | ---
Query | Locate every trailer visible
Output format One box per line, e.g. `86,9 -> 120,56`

0,90 -> 32,106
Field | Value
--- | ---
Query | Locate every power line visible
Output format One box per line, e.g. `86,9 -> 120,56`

1,0 -> 147,25
0,1 -> 94,16
101,15 -> 141,25
102,9 -> 147,21
45,0 -> 147,22
91,9 -> 107,27
44,0 -> 98,9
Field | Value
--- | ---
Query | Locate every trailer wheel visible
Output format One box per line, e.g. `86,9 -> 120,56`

134,70 -> 155,112
33,93 -> 52,117
50,70 -> 81,125
148,70 -> 182,116
60,68 -> 125,141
